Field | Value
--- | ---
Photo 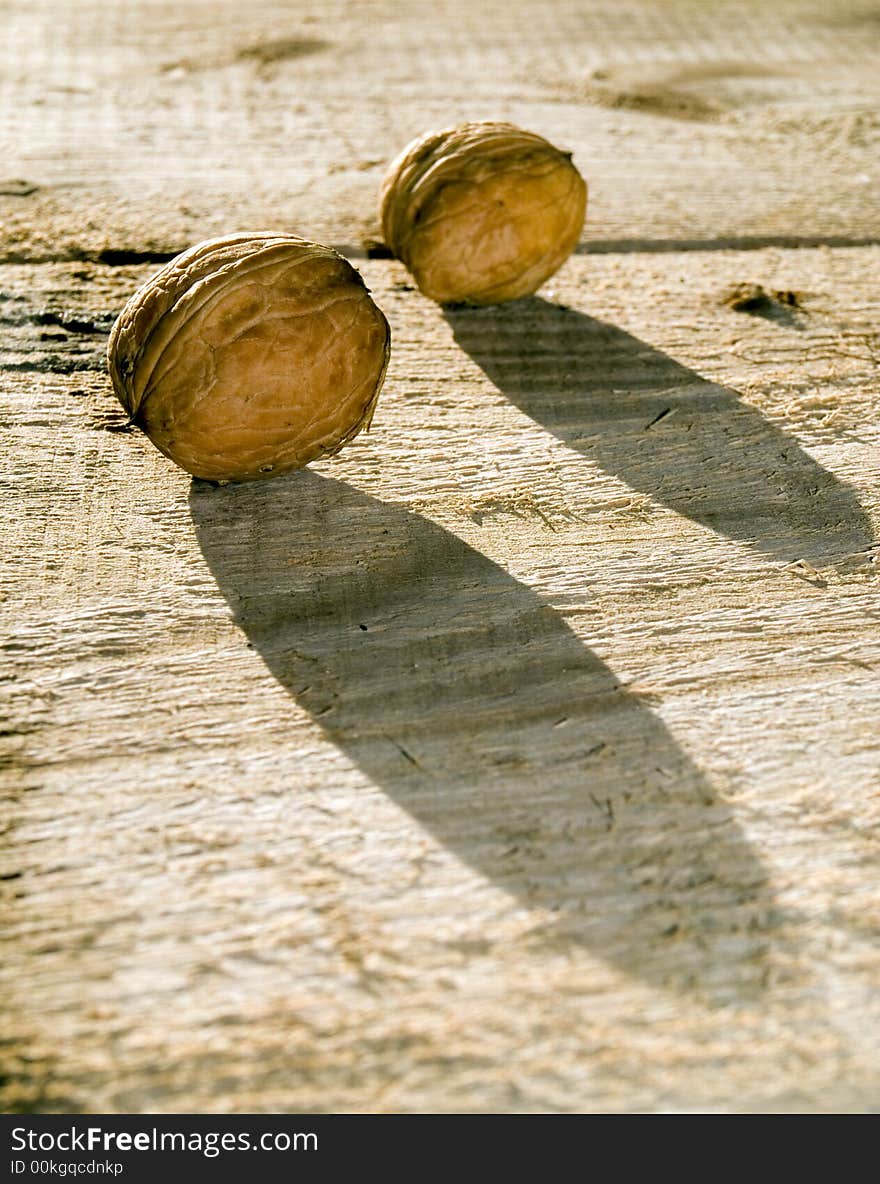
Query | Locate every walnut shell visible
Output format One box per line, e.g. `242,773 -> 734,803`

107,233 -> 390,482
379,121 -> 587,305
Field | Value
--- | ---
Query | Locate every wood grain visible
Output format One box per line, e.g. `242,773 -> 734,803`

2,1 -> 880,260
1,0 -> 879,1114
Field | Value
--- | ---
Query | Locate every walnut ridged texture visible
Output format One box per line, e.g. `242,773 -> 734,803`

107,233 -> 391,483
380,121 -> 587,305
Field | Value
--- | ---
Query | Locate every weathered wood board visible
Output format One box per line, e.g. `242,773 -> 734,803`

2,0 -> 880,260
2,0 -> 879,1114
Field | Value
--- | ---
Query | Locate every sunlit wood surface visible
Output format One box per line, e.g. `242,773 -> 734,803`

2,0 -> 879,1112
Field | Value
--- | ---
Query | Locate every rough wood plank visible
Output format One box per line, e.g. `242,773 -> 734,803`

2,242 -> 878,1112
3,0 -> 879,1116
2,0 -> 879,261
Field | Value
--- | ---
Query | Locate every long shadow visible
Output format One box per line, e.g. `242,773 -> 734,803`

192,472 -> 780,1001
445,298 -> 873,566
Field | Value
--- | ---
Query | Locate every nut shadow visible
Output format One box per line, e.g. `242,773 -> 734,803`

445,298 -> 873,566
191,472 -> 780,1001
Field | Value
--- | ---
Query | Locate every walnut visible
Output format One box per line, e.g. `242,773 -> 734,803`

379,121 -> 587,304
107,233 -> 390,482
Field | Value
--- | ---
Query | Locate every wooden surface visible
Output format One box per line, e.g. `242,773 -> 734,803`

2,1 -> 879,1113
